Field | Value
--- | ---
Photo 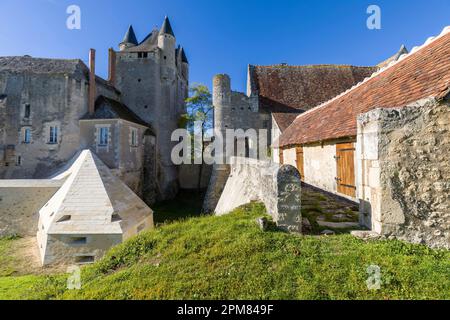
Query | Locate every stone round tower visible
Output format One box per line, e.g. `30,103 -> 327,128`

213,74 -> 232,133
158,16 -> 176,80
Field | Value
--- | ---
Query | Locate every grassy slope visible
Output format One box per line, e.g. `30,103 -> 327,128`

1,203 -> 449,300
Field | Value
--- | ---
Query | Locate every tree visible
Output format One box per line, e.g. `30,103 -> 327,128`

182,83 -> 213,191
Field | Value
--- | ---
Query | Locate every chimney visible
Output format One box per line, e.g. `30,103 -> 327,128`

108,48 -> 116,86
88,49 -> 96,116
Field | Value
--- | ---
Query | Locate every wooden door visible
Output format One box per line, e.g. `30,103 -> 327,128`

295,146 -> 304,180
279,148 -> 284,164
336,143 -> 356,197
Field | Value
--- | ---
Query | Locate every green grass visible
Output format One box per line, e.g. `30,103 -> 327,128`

1,202 -> 449,300
0,236 -> 21,277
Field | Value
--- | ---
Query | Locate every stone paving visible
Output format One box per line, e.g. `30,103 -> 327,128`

300,184 -> 361,235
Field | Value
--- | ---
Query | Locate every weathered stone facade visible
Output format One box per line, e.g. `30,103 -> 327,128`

357,98 -> 450,248
215,157 -> 301,233
112,18 -> 189,200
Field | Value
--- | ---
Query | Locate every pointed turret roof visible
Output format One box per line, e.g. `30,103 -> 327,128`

121,25 -> 138,45
180,47 -> 188,63
159,16 -> 175,37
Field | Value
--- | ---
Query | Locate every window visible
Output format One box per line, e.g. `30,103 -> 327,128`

111,214 -> 122,222
23,128 -> 31,143
57,215 -> 71,223
98,127 -> 109,146
16,156 -> 22,166
75,256 -> 95,264
137,52 -> 148,58
49,126 -> 58,144
130,128 -> 138,147
24,104 -> 31,118
69,237 -> 87,245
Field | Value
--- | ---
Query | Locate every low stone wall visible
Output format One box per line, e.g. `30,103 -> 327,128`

357,98 -> 450,248
179,164 -> 213,190
215,157 -> 302,233
0,180 -> 63,236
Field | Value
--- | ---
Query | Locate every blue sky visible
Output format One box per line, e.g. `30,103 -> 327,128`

0,0 -> 448,92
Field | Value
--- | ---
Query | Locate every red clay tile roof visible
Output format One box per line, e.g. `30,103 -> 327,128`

279,29 -> 450,148
259,97 -> 303,131
250,64 -> 377,111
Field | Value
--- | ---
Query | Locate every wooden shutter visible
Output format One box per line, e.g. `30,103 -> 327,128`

336,143 -> 356,197
295,146 -> 304,180
279,148 -> 284,164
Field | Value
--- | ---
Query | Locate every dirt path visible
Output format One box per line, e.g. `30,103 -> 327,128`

0,237 -> 65,276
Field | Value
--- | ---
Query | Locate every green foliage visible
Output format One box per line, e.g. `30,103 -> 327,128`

184,83 -> 213,133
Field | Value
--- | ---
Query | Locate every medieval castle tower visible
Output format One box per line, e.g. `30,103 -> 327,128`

111,16 -> 189,198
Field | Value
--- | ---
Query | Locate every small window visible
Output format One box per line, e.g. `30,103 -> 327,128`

131,128 -> 138,147
23,128 -> 31,143
98,127 -> 109,146
69,237 -> 87,245
49,126 -> 58,144
16,156 -> 22,166
111,214 -> 122,222
24,104 -> 31,118
143,52 -> 148,58
57,215 -> 71,223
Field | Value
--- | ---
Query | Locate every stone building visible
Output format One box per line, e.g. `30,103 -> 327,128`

203,64 -> 376,212
112,17 -> 189,197
37,150 -> 154,266
277,27 -> 450,248
0,16 -> 188,264
0,16 -> 188,202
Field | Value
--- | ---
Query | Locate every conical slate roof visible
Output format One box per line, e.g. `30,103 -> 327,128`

121,25 -> 138,45
39,150 -> 153,235
180,47 -> 188,63
159,16 -> 175,37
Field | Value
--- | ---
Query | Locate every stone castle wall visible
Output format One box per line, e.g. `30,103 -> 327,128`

357,98 -> 450,248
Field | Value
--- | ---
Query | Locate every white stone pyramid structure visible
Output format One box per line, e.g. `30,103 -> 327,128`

37,150 -> 153,266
